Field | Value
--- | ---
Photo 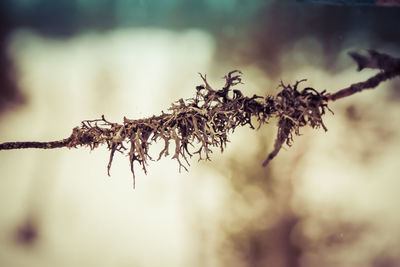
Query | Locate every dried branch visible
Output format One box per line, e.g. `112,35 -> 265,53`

1,50 -> 399,187
327,50 -> 400,101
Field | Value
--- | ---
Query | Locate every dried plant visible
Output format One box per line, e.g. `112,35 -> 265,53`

1,50 -> 399,187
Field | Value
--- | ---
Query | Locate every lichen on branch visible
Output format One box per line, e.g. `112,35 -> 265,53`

73,70 -> 329,186
0,70 -> 330,187
1,50 -> 399,187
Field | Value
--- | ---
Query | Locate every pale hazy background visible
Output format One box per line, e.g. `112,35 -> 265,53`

0,1 -> 400,267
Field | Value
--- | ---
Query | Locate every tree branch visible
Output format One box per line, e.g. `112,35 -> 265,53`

1,50 -> 399,187
327,50 -> 400,101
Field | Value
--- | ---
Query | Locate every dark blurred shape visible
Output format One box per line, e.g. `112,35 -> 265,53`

387,78 -> 400,101
0,1 -> 25,115
349,50 -> 381,71
373,253 -> 400,267
15,217 -> 39,246
228,215 -> 301,267
345,105 -> 362,121
297,0 -> 400,6
349,49 -> 400,71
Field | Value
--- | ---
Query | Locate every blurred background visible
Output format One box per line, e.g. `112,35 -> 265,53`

0,0 -> 400,266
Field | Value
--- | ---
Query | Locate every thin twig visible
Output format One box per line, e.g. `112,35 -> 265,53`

327,50 -> 400,101
0,137 -> 72,150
